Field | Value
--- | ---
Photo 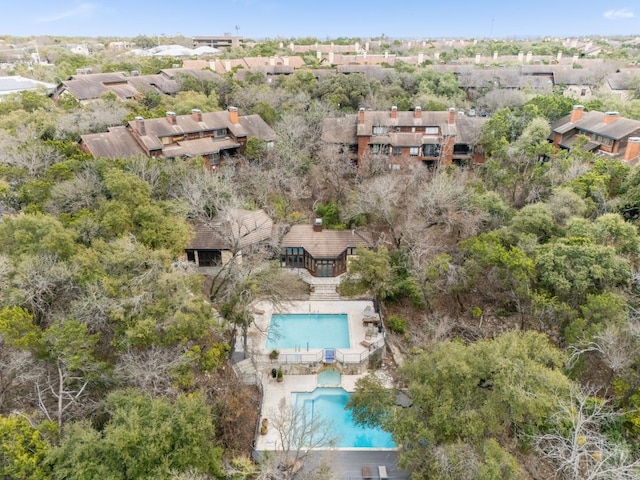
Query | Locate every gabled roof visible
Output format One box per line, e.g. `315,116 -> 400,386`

552,110 -> 640,140
606,71 -> 640,90
57,72 -> 138,101
80,126 -> 146,158
187,209 -> 274,251
281,225 -> 372,258
321,115 -> 358,144
82,108 -> 274,160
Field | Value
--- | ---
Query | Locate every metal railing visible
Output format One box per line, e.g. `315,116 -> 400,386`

276,335 -> 385,366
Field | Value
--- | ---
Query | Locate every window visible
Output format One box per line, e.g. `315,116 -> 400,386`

390,163 -> 401,170
373,126 -> 387,135
370,144 -> 388,154
393,146 -> 402,156
593,134 -> 613,146
581,88 -> 587,96
425,126 -> 439,134
214,128 -> 227,138
453,144 -> 470,154
197,250 -> 222,267
422,144 -> 441,157
409,147 -> 419,156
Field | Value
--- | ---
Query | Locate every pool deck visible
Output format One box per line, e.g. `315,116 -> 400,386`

256,371 -> 372,450
249,300 -> 387,452
249,299 -> 383,365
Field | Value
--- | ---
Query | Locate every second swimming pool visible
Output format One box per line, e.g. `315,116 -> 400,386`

293,387 -> 396,449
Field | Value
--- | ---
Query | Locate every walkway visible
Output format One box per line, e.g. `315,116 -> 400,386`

294,268 -> 343,301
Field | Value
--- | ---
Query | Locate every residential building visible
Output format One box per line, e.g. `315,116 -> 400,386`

51,72 -> 138,103
550,105 -> 640,162
0,75 -> 55,97
280,219 -> 373,277
80,107 -> 275,167
50,68 -> 221,103
192,35 -> 243,50
322,106 -> 487,171
185,209 -> 274,270
602,70 -> 640,101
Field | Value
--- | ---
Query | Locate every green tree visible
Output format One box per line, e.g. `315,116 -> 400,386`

0,213 -> 77,260
338,246 -> 397,303
47,390 -> 224,480
0,415 -> 55,480
524,94 -> 574,121
534,238 -> 630,305
348,331 -> 571,479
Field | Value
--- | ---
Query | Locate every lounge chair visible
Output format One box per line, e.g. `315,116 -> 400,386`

378,465 -> 388,479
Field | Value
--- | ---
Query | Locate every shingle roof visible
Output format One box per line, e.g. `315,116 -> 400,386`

187,209 -> 273,251
80,126 -> 146,158
58,73 -> 138,101
606,71 -> 640,90
552,111 -> 640,140
281,225 -> 372,258
162,137 -> 241,158
321,115 -> 358,144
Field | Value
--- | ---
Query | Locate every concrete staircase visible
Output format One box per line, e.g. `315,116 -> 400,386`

310,282 -> 342,301
233,358 -> 259,384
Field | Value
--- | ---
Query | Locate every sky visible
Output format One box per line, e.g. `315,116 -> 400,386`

1,0 -> 638,40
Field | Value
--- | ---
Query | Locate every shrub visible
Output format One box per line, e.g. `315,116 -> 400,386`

386,315 -> 408,334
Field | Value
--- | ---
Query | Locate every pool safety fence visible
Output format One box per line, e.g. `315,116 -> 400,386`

274,337 -> 385,365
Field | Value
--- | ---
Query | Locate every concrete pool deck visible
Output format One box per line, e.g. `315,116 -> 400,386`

248,299 -> 383,365
255,371 -> 374,450
245,300 -> 390,452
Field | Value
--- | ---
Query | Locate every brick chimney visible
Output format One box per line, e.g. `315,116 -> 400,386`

134,116 -> 146,135
391,106 -> 398,119
228,106 -> 239,124
604,111 -> 619,124
448,107 -> 456,125
313,217 -> 323,232
358,107 -> 365,124
570,105 -> 584,123
166,111 -> 177,125
415,106 -> 422,119
624,137 -> 640,161
191,108 -> 202,122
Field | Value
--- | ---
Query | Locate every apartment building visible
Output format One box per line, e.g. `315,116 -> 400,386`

322,106 -> 487,171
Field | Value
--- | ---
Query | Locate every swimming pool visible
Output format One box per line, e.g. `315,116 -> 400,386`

293,387 -> 396,449
266,313 -> 350,350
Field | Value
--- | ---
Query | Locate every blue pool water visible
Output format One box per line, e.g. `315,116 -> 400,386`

317,369 -> 341,386
266,314 -> 350,350
293,387 -> 396,449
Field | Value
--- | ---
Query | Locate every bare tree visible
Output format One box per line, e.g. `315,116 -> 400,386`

309,143 -> 356,204
0,346 -> 40,414
261,397 -> 338,480
569,323 -> 639,375
533,387 -> 640,480
115,345 -> 193,397
0,127 -> 63,178
45,168 -> 104,215
12,254 -> 81,325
